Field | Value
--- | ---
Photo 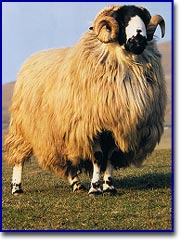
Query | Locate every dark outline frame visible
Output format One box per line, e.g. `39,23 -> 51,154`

1,0 -> 174,233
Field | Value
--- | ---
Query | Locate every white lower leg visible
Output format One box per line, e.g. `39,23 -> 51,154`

88,138 -> 103,194
88,162 -> 102,194
91,163 -> 101,184
11,163 -> 23,194
103,160 -> 116,192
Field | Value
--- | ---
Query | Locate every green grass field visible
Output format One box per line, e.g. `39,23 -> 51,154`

2,149 -> 173,231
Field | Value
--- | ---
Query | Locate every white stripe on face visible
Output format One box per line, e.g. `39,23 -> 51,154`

125,15 -> 147,40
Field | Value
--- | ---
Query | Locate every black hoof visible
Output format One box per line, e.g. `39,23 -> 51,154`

12,189 -> 24,195
88,190 -> 103,196
11,183 -> 24,195
71,181 -> 87,193
88,182 -> 102,195
74,184 -> 87,193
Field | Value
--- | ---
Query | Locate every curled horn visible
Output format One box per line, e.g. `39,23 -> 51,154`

93,16 -> 119,43
147,15 -> 165,41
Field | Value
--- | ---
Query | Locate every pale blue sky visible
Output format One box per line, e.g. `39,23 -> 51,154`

2,2 -> 172,84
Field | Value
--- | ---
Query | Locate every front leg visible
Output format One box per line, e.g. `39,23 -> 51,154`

88,159 -> 102,195
103,159 -> 117,194
88,139 -> 103,195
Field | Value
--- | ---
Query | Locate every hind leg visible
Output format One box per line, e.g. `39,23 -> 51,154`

11,162 -> 24,195
4,132 -> 32,195
67,165 -> 86,192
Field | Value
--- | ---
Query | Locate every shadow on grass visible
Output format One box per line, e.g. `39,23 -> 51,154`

24,172 -> 171,195
114,172 -> 172,191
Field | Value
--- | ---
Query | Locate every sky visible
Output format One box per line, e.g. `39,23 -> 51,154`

2,1 -> 172,84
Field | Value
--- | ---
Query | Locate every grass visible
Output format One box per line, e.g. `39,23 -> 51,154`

2,149 -> 173,231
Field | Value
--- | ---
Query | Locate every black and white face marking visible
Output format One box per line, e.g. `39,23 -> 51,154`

115,6 -> 150,55
125,15 -> 147,40
124,15 -> 147,55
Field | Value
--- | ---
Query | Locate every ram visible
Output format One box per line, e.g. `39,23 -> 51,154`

4,5 -> 166,195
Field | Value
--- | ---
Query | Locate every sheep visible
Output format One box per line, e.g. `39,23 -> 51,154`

4,5 -> 166,195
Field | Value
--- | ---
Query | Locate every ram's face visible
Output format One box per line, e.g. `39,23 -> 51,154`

115,6 -> 149,54
92,5 -> 165,55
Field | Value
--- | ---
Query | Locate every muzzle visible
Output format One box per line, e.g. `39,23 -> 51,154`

124,33 -> 147,55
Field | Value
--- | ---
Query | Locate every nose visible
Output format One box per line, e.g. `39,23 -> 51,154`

136,29 -> 142,35
124,34 -> 147,55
